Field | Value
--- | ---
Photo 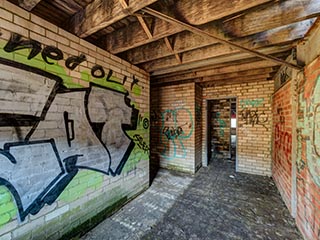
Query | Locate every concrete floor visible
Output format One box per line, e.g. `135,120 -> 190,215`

81,160 -> 302,240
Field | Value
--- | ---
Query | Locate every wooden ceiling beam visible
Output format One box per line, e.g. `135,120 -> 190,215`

125,19 -> 315,64
153,61 -> 280,82
106,0 -> 273,54
18,0 -> 42,11
223,0 -> 320,37
108,0 -> 320,54
152,67 -> 274,85
136,15 -> 153,39
142,7 -> 302,71
68,0 -> 158,38
150,45 -> 292,76
164,37 -> 181,64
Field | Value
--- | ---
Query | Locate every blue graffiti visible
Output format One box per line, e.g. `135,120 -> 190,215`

160,108 -> 193,160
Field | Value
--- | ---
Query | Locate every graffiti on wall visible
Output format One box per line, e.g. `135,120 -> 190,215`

215,112 -> 226,137
297,72 -> 320,187
274,106 -> 292,164
0,32 -> 148,222
240,98 -> 264,108
159,108 -> 193,160
240,108 -> 269,130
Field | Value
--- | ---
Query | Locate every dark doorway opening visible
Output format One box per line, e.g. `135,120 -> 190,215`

207,98 -> 237,166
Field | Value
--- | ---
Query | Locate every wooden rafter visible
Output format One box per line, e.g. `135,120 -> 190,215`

136,15 -> 153,39
117,0 -> 153,40
68,0 -> 158,38
150,46 -> 292,76
18,0 -> 42,11
125,19 -> 315,64
153,60 -> 280,82
106,0 -> 320,54
152,67 -> 274,85
164,37 -> 181,64
142,7 -> 302,71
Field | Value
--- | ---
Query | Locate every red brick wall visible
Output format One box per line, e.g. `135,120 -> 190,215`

272,80 -> 293,212
295,56 -> 320,240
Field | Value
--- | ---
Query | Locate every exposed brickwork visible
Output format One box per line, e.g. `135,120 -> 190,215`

150,83 -> 196,173
195,84 -> 202,171
0,2 -> 149,240
202,81 -> 274,176
295,56 -> 320,240
272,80 -> 293,212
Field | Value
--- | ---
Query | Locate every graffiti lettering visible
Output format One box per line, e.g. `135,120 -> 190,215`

160,108 -> 194,160
133,134 -> 149,154
240,108 -> 268,130
3,33 -> 138,87
4,33 -> 41,60
0,33 -> 144,222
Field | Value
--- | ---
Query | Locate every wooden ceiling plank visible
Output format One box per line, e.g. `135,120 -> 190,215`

149,45 -> 292,76
223,0 -> 320,37
68,0 -> 158,38
126,19 -> 315,64
142,7 -> 302,70
107,0 -> 320,54
153,62 -> 279,82
18,0 -> 42,11
153,67 -> 274,85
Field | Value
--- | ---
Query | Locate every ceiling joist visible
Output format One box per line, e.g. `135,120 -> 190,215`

125,19 -> 315,65
142,7 -> 302,71
18,0 -> 42,11
68,0 -> 158,38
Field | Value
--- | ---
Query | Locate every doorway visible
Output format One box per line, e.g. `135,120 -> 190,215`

207,98 -> 237,166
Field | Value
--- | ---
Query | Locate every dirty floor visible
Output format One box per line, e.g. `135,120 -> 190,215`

81,160 -> 302,240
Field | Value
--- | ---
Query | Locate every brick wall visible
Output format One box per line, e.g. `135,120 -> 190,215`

295,56 -> 320,240
209,98 -> 231,159
0,2 -> 150,239
272,80 -> 293,212
150,83 -> 196,173
202,80 -> 274,175
195,84 -> 202,171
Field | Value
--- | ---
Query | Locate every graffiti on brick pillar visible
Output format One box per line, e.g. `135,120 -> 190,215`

0,32 -> 147,222
297,71 -> 320,187
240,109 -> 269,130
160,108 -> 194,160
274,105 -> 292,166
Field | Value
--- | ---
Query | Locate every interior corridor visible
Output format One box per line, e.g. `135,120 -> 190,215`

81,160 -> 302,240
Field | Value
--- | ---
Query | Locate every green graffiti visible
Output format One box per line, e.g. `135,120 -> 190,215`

0,186 -> 17,227
58,171 -> 103,203
297,74 -> 320,187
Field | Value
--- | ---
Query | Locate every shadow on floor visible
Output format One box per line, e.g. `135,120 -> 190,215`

81,159 -> 302,240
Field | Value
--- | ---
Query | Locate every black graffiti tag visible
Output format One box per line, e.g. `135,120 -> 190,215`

240,108 -> 269,130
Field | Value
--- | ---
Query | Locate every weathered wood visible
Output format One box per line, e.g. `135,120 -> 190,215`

137,15 -> 153,39
149,45 -> 292,75
107,0 -> 320,54
164,37 -> 181,64
143,7 -> 302,71
68,0 -> 158,38
163,0 -> 273,26
153,61 -> 279,82
152,68 -> 274,85
51,0 -> 82,15
200,77 -> 271,88
18,0 -> 42,11
127,19 -> 313,64
223,0 -> 320,37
